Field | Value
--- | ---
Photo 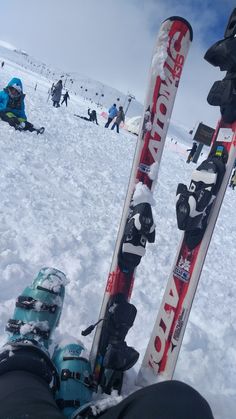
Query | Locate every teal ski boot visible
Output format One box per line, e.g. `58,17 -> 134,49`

0,268 -> 68,397
6,267 -> 68,350
53,342 -> 94,418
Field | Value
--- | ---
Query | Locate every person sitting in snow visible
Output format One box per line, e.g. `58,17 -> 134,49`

74,108 -> 99,125
0,77 -> 45,134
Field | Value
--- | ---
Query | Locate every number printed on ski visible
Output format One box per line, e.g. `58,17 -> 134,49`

84,17 -> 193,393
137,8 -> 236,386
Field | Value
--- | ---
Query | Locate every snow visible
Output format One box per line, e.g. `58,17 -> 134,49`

151,22 -> 169,80
90,393 -> 123,416
133,183 -> 156,206
40,268 -> 69,293
0,49 -> 236,419
20,321 -> 49,335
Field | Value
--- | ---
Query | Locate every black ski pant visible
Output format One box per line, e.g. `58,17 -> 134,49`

0,111 -> 37,132
74,115 -> 98,124
61,98 -> 68,106
98,380 -> 214,419
0,370 -> 64,419
0,341 -> 214,419
105,117 -> 113,128
111,122 -> 120,133
0,370 -> 214,419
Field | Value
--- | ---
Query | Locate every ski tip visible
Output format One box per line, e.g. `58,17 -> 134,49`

164,16 -> 193,42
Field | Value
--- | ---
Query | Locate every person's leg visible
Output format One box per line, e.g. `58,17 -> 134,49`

0,344 -> 63,419
53,342 -> 93,418
105,118 -> 112,128
116,123 -> 119,133
23,121 -> 36,132
79,116 -> 90,121
111,123 -> 115,130
98,380 -> 214,419
0,111 -> 20,128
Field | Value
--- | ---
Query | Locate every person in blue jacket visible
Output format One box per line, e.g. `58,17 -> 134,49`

105,103 -> 118,128
0,77 -> 44,134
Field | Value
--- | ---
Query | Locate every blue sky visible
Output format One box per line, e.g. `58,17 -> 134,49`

0,0 -> 235,127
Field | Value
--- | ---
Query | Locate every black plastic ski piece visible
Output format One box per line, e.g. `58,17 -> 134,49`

224,8 -> 236,38
176,146 -> 227,249
16,295 -> 57,313
204,38 -> 236,72
6,319 -> 50,339
36,127 -> 45,135
118,202 -> 155,274
100,368 -> 124,395
92,294 -> 139,393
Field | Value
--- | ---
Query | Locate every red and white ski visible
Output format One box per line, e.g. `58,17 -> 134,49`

137,8 -> 236,385
136,121 -> 236,386
86,16 -> 193,392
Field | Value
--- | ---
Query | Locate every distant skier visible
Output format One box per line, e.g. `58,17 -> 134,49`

111,106 -> 125,133
105,103 -> 118,128
0,77 -> 44,134
61,90 -> 70,107
186,141 -> 198,163
229,168 -> 236,190
74,108 -> 98,125
1,61 -> 4,68
0,268 -> 215,419
51,79 -> 63,107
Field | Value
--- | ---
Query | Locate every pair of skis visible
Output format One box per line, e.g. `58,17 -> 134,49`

85,9 -> 236,393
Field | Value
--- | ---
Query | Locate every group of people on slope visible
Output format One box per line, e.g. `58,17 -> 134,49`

78,103 -> 125,132
0,76 -> 125,136
50,80 -> 125,134
105,103 -> 125,133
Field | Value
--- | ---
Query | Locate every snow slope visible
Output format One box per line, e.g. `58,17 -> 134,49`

0,53 -> 235,419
